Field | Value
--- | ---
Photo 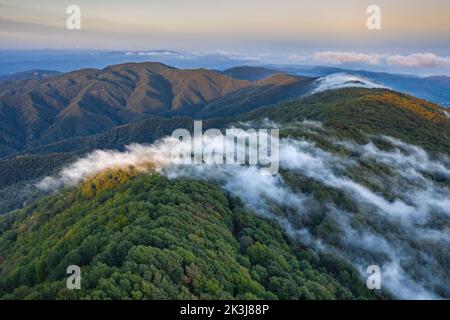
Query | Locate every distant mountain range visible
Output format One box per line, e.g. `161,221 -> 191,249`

0,62 -> 314,157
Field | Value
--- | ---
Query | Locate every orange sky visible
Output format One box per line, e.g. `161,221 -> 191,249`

1,0 -> 449,51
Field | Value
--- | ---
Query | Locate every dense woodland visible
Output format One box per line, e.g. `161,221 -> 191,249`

0,172 -> 379,299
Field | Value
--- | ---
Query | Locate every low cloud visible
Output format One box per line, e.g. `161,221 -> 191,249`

312,73 -> 386,93
36,139 -> 184,191
281,137 -> 450,222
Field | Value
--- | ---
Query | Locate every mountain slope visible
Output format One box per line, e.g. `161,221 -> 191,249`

274,65 -> 450,107
197,74 -> 315,118
0,62 -> 251,155
0,172 -> 376,300
244,88 -> 450,154
223,66 -> 281,81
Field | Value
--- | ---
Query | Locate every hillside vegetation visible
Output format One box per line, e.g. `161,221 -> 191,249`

0,172 -> 378,300
247,88 -> 450,154
0,62 -> 313,157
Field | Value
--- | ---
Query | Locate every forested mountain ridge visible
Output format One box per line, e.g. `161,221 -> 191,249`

0,62 -> 313,157
0,62 -> 449,300
222,66 -> 280,81
0,87 -> 449,215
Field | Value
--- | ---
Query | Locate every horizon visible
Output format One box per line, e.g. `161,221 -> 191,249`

1,1 -> 450,75
1,49 -> 450,78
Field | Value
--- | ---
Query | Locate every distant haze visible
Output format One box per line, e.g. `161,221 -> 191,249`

1,0 -> 450,74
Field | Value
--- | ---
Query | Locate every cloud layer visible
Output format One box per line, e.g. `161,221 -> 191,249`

313,51 -> 381,65
36,124 -> 450,299
386,53 -> 450,68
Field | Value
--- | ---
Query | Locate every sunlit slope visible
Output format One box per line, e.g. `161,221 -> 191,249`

248,88 -> 450,154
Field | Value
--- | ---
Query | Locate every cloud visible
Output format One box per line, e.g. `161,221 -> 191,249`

277,134 -> 449,299
444,111 -> 450,119
387,53 -> 450,67
279,138 -> 450,222
36,124 -> 450,299
36,139 -> 185,191
336,215 -> 439,300
312,51 -> 382,65
288,51 -> 382,65
312,73 -> 386,93
287,54 -> 308,62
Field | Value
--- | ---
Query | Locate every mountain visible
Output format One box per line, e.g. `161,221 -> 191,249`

197,74 -> 315,118
222,66 -> 280,81
1,86 -> 449,299
0,70 -> 61,83
3,63 -> 448,160
425,75 -> 450,86
0,63 -> 314,158
1,87 -> 447,200
0,171 -> 377,299
1,87 -> 448,215
0,62 -> 449,300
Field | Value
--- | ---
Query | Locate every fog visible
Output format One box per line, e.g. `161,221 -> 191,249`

37,123 -> 450,299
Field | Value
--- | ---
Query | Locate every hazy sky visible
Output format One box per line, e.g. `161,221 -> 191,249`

1,0 -> 450,71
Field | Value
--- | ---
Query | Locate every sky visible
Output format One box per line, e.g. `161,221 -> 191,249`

1,0 -> 450,73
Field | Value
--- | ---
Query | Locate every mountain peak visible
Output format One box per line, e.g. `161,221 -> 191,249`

223,66 -> 281,81
0,60 -> 317,157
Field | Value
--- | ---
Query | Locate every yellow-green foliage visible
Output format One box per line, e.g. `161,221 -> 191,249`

81,167 -> 139,198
